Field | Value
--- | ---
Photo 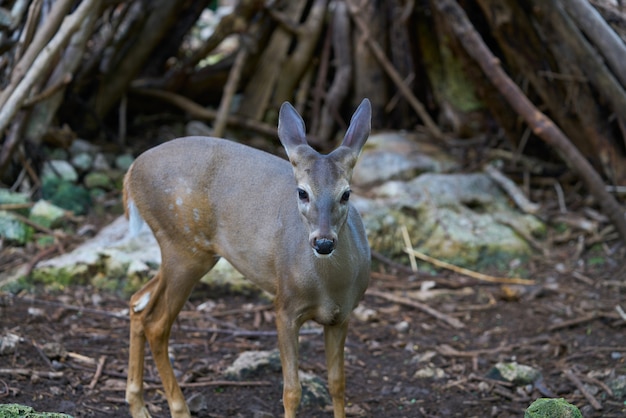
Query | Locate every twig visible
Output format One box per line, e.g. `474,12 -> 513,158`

615,305 -> 626,322
88,355 -> 107,390
370,250 -> 415,275
484,164 -> 540,214
403,247 -> 536,285
547,312 -> 600,332
131,87 -> 277,137
0,368 -> 64,379
563,369 -> 602,410
367,289 -> 465,329
400,226 -> 417,273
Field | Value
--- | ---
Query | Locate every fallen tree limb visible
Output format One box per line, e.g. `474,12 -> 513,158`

435,0 -> 626,243
367,289 -> 465,329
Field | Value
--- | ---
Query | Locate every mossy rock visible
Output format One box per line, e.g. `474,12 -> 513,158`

524,398 -> 582,418
0,403 -> 73,418
41,178 -> 91,215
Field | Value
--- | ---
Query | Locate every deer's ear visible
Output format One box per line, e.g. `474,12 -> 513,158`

340,99 -> 371,155
278,102 -> 308,158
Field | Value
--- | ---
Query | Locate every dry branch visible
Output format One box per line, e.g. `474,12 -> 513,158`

435,0 -> 626,243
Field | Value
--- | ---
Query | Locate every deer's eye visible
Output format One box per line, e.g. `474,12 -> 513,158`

341,190 -> 351,203
297,188 -> 309,202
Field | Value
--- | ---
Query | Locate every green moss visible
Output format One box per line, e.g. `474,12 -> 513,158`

0,403 -> 73,417
524,398 -> 582,418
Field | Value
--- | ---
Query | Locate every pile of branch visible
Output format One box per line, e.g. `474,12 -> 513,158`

0,0 -> 625,240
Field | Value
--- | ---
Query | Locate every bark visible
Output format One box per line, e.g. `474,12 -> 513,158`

435,0 -> 626,243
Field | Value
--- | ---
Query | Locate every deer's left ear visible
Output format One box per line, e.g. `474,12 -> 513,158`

340,99 -> 371,155
278,102 -> 309,159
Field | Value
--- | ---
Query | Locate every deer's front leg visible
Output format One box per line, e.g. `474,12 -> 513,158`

324,321 -> 349,418
276,309 -> 302,418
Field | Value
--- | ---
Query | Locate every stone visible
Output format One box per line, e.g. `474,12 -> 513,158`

29,200 -> 66,228
353,172 -> 544,267
84,172 -> 113,189
71,152 -> 94,172
115,154 -> 135,171
0,404 -> 73,418
488,361 -> 542,386
41,160 -> 78,182
224,350 -> 282,379
524,398 -> 582,418
352,132 -> 458,188
0,210 -> 33,245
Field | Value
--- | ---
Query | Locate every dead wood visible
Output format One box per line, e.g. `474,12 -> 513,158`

238,0 -> 309,120
564,0 -> 626,88
347,0 -> 443,140
435,0 -> 626,244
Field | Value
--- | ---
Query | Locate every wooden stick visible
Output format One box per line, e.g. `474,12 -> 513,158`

367,289 -> 465,329
212,45 -> 248,138
563,369 -> 602,410
403,247 -> 536,285
88,355 -> 107,390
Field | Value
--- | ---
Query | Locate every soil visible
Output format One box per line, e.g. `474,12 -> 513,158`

1,236 -> 626,417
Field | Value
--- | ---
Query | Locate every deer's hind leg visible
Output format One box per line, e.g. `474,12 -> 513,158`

126,248 -> 219,418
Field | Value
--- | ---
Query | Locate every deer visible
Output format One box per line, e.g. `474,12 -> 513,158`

122,99 -> 372,418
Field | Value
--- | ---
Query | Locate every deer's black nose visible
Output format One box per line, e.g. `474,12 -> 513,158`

314,238 -> 335,255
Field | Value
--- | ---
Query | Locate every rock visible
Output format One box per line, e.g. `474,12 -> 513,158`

41,160 -> 78,182
0,332 -> 21,355
0,404 -> 73,418
487,361 -> 542,386
299,370 -> 331,407
29,200 -> 66,228
224,349 -> 282,379
186,120 -> 213,136
187,392 -> 209,414
608,375 -> 626,399
0,210 -> 33,245
71,152 -> 94,172
352,304 -> 378,322
0,189 -> 29,208
115,154 -> 135,171
69,138 -> 99,155
524,398 -> 582,418
41,178 -> 91,215
84,172 -> 113,189
352,132 -> 458,188
353,172 -> 544,266
92,153 -> 111,171
414,365 -> 446,379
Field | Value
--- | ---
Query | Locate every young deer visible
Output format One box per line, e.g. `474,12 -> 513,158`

123,99 -> 371,418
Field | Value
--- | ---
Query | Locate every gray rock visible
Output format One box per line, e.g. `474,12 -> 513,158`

224,350 -> 282,379
29,200 -> 66,228
84,172 -> 112,189
0,210 -> 33,245
488,361 -> 542,386
71,152 -> 94,172
41,160 -> 78,182
115,154 -> 135,171
354,172 -> 544,266
352,132 -> 458,188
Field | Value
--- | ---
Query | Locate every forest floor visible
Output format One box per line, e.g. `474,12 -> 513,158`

1,224 -> 626,417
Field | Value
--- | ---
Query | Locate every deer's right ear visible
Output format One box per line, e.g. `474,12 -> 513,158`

278,102 -> 308,158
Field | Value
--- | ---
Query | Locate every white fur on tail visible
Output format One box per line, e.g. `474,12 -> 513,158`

127,199 -> 145,237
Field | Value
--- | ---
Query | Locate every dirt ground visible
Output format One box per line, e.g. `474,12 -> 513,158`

1,236 -> 626,417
